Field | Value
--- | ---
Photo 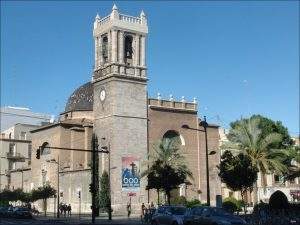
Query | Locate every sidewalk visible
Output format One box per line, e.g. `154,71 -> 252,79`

34,213 -> 142,225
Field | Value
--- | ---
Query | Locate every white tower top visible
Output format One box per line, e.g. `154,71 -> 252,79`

93,5 -> 148,36
93,5 -> 148,81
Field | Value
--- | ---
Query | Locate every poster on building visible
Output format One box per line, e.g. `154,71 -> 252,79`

122,156 -> 140,192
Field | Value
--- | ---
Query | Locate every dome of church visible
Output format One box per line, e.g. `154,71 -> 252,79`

65,82 -> 93,112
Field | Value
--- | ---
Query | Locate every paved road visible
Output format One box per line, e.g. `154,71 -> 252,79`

0,216 -> 142,225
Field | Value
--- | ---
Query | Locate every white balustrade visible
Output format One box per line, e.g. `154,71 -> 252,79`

97,14 -> 142,27
119,14 -> 141,24
99,15 -> 110,25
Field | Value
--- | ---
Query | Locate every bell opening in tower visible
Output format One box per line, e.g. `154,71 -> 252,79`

102,35 -> 108,63
124,35 -> 133,65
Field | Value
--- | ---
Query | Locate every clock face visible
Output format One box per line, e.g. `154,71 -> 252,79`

100,89 -> 106,102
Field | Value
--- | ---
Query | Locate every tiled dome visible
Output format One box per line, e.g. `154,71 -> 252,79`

65,82 -> 93,112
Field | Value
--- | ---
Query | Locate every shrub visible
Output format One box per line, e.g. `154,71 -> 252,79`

222,197 -> 242,213
0,199 -> 9,207
186,199 -> 201,208
170,196 -> 187,205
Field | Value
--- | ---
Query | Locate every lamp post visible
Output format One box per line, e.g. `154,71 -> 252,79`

46,155 -> 60,218
182,116 -> 215,206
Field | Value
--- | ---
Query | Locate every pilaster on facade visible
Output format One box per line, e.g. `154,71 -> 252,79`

111,29 -> 118,63
140,35 -> 146,67
118,30 -> 124,64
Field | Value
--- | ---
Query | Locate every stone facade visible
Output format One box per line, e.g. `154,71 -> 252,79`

0,124 -> 39,191
26,5 -> 222,215
92,4 -> 149,213
148,98 -> 221,205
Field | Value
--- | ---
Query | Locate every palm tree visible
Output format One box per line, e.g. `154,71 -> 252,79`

221,117 -> 289,203
285,146 -> 300,180
142,137 -> 193,205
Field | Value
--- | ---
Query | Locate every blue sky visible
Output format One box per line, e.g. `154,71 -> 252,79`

1,1 -> 299,135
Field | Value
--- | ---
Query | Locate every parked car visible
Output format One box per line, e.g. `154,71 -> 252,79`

12,207 -> 32,219
0,206 -> 14,218
0,206 -> 9,217
184,206 -> 247,225
151,205 -> 187,225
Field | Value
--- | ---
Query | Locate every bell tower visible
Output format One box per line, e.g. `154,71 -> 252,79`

93,4 -> 148,80
92,5 -> 148,213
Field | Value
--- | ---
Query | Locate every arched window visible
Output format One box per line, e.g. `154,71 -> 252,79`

102,36 -> 108,62
124,35 -> 133,62
162,130 -> 185,146
41,142 -> 51,155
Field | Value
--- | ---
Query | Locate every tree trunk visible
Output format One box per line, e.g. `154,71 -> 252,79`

261,173 -> 267,192
43,199 -> 47,217
252,181 -> 258,205
166,191 -> 171,205
241,190 -> 246,215
108,208 -> 112,220
157,189 -> 160,205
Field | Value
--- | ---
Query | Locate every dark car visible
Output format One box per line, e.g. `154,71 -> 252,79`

184,206 -> 247,225
0,206 -> 9,217
151,205 -> 187,225
12,207 -> 32,219
0,206 -> 15,218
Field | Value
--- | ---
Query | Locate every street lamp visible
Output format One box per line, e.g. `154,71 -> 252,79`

182,116 -> 216,206
46,156 -> 60,218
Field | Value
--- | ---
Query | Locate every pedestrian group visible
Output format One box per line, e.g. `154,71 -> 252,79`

59,203 -> 72,217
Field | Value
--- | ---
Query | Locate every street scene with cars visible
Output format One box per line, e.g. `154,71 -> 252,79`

1,203 -> 300,225
1,1 -> 299,225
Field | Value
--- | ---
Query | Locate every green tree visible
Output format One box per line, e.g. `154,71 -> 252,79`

89,144 -> 100,216
145,160 -> 163,204
31,184 -> 56,216
222,117 -> 289,203
0,188 -> 23,202
229,115 -> 294,149
284,146 -> 300,180
99,171 -> 112,220
142,138 -> 193,205
19,192 -> 33,204
218,151 -> 258,213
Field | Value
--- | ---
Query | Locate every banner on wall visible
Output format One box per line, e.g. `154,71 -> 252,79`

121,156 -> 140,192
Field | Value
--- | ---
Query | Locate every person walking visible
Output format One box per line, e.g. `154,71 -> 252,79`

63,204 -> 67,217
67,204 -> 72,216
141,203 -> 146,221
126,202 -> 131,218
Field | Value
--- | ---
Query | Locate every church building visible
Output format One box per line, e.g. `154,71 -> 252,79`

30,5 -> 221,214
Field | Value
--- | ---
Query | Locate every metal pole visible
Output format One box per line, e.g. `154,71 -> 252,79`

92,135 -> 96,224
204,116 -> 210,206
57,155 -> 60,218
79,191 -> 81,219
54,196 -> 56,218
108,142 -> 112,220
21,170 -> 24,191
